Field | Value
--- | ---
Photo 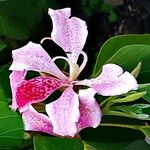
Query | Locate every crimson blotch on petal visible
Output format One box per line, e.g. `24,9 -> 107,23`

16,76 -> 66,111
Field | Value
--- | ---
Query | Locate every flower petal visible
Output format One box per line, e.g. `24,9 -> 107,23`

77,64 -> 138,96
22,105 -> 54,135
77,88 -> 101,132
46,86 -> 80,137
48,8 -> 88,63
9,71 -> 26,110
9,42 -> 68,80
16,76 -> 66,111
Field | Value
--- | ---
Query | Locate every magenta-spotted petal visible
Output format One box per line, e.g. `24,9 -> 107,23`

22,105 -> 54,135
16,76 -> 66,111
9,71 -> 26,110
77,88 -> 101,132
48,8 -> 88,63
46,86 -> 79,137
77,64 -> 138,96
9,42 -> 68,80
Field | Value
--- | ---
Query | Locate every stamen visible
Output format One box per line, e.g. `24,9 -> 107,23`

40,37 -> 52,44
52,56 -> 80,81
78,51 -> 88,74
52,56 -> 72,66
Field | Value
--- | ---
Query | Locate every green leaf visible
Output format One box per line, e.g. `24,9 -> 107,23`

0,88 -> 6,102
113,92 -> 146,104
111,104 -> 150,120
85,139 -> 150,150
140,126 -> 150,138
0,101 -> 24,148
84,141 -> 128,150
93,34 -> 150,77
0,43 -> 6,51
33,135 -> 84,150
121,140 -> 150,150
139,84 -> 150,102
106,44 -> 150,73
0,63 -> 11,98
0,0 -> 46,40
0,0 -> 9,2
138,72 -> 150,83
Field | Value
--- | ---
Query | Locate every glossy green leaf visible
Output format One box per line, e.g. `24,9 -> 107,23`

0,89 -> 6,102
140,126 -> 150,138
85,140 -> 150,150
111,104 -> 150,120
113,92 -> 146,104
33,135 -> 84,150
84,141 -> 128,150
138,72 -> 150,83
0,0 -> 46,40
0,44 -> 6,52
121,140 -> 150,150
106,44 -> 150,73
0,101 -> 24,148
0,63 -> 11,98
139,84 -> 150,102
93,34 -> 150,77
0,0 -> 9,2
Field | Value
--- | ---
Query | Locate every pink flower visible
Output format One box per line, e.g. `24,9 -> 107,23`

9,8 -> 138,137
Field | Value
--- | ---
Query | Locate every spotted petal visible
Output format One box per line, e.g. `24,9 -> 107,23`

16,76 -> 66,111
9,42 -> 68,80
77,88 -> 101,132
48,8 -> 88,63
22,105 -> 54,135
9,71 -> 26,110
77,64 -> 138,96
46,86 -> 80,137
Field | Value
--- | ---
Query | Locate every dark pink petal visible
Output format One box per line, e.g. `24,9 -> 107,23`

77,64 -> 138,96
16,76 -> 66,111
46,86 -> 79,137
22,106 -> 54,135
48,8 -> 88,63
9,71 -> 26,110
9,42 -> 68,80
77,88 -> 101,132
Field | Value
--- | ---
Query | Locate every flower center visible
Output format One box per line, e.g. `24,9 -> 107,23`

52,51 -> 88,81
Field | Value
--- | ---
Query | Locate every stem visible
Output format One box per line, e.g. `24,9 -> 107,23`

100,123 -> 141,131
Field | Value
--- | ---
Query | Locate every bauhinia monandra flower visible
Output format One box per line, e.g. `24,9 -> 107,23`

9,8 -> 138,137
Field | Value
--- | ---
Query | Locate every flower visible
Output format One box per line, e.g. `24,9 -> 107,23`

9,8 -> 138,137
